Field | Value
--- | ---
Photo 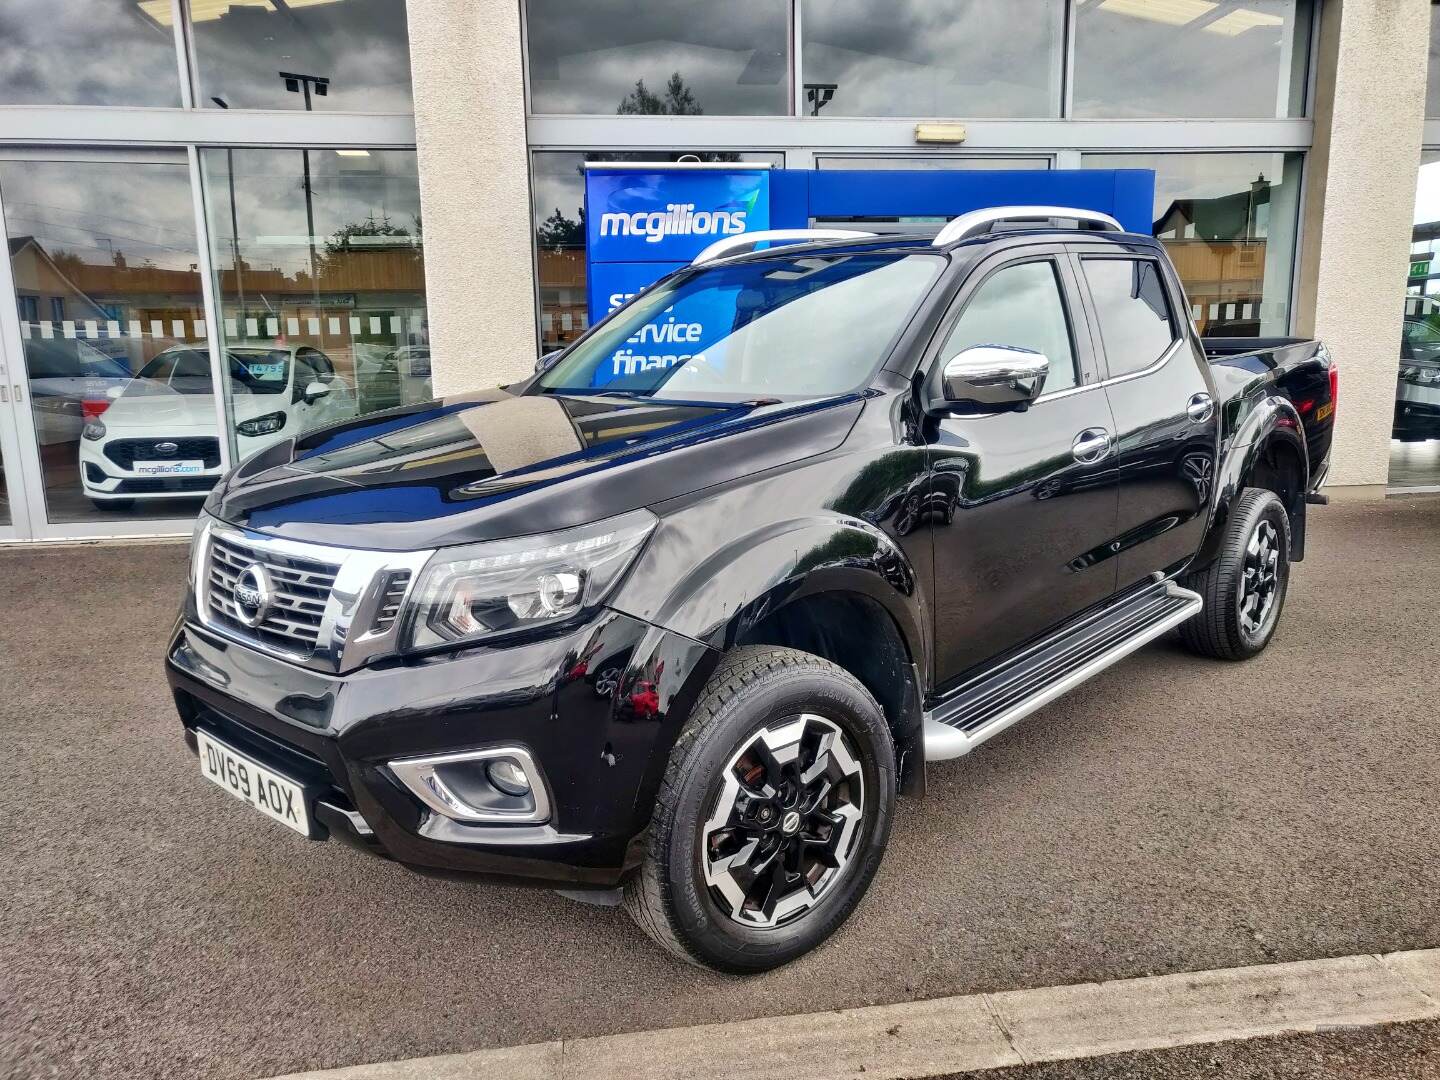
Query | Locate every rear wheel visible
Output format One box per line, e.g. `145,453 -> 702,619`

624,646 -> 895,973
1179,487 -> 1291,660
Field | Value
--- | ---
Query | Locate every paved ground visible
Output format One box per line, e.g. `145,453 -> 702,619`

2,498 -> 1438,1080
952,1019 -> 1440,1080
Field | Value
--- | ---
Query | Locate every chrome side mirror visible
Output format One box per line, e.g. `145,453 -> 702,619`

939,345 -> 1049,408
534,349 -> 563,374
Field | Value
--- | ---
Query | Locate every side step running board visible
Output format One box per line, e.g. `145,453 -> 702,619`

923,579 -> 1202,762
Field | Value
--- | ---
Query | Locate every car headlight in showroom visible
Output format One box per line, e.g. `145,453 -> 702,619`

236,411 -> 287,437
82,419 -> 106,440
403,509 -> 656,650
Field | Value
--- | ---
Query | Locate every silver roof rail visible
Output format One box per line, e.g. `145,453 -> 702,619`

932,206 -> 1124,248
691,229 -> 877,266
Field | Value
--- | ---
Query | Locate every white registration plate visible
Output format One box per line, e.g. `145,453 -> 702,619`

134,459 -> 204,476
196,728 -> 311,836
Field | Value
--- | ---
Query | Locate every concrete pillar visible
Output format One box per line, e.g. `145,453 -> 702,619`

1295,0 -> 1429,492
406,0 -> 537,395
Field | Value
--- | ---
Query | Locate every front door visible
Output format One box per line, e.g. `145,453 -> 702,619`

926,247 -> 1121,689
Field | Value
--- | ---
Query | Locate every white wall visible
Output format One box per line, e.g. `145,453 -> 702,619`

406,0 -> 538,396
1297,0 -> 1430,489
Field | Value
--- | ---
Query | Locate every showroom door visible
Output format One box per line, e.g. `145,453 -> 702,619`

0,148 -> 219,541
0,357 -> 32,540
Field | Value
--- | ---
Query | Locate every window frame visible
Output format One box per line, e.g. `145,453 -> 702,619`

934,255 -> 1084,398
919,242 -> 1103,406
1071,251 -> 1184,384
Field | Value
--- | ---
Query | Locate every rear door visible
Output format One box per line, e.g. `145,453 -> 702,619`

1071,246 -> 1220,591
926,245 -> 1121,687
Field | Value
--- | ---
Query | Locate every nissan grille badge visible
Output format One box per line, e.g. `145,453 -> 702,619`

232,564 -> 274,628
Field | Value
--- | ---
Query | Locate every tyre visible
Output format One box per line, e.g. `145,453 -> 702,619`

624,645 -> 895,973
1179,487 -> 1291,661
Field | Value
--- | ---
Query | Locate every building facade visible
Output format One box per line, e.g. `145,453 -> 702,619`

0,0 -> 1432,542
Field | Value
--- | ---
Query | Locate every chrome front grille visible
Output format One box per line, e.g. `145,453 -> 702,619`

370,570 -> 412,634
194,518 -> 434,672
207,533 -> 340,655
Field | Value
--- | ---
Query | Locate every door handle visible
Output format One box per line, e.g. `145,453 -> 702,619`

1187,392 -> 1214,423
1071,428 -> 1111,464
0,384 -> 7,403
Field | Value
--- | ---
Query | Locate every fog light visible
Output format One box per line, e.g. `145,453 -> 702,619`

486,758 -> 531,797
388,745 -> 551,824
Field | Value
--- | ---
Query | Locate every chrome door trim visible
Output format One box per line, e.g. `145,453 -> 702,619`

1187,392 -> 1216,423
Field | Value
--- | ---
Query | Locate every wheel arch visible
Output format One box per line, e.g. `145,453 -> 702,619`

733,588 -> 926,797
613,514 -> 930,797
1198,396 -> 1310,569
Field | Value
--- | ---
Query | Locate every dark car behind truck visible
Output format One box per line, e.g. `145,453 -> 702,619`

168,207 -> 1335,972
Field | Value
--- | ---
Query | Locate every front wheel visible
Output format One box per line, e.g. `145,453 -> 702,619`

624,646 -> 895,973
1179,487 -> 1291,661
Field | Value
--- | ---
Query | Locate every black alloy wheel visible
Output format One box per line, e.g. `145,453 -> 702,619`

624,646 -> 895,973
1179,486 -> 1291,661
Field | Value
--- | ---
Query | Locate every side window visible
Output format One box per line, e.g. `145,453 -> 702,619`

293,352 -> 321,403
939,260 -> 1079,395
1080,258 -> 1178,378
300,347 -> 335,381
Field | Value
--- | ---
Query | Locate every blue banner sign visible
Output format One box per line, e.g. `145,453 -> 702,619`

579,164 -> 1155,390
584,167 -> 771,386
585,167 -> 771,264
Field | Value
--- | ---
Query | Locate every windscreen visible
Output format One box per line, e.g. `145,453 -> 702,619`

538,252 -> 942,400
123,348 -> 291,397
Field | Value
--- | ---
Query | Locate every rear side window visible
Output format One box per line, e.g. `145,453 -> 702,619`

1081,258 -> 1177,378
940,260 -> 1079,395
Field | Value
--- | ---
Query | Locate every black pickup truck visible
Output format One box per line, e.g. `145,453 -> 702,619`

167,207 -> 1335,973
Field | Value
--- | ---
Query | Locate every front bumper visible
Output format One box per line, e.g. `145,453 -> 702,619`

167,609 -> 718,888
80,438 -> 222,500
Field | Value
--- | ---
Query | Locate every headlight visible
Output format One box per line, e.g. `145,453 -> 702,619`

237,411 -> 287,437
403,509 -> 656,650
82,419 -> 106,440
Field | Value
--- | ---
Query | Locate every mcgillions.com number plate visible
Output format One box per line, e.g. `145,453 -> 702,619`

196,728 -> 311,836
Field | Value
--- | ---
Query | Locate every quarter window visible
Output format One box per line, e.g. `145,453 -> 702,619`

1080,258 -> 1178,378
939,261 -> 1079,395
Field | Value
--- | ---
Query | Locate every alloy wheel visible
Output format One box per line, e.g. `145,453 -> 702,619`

1239,518 -> 1282,637
700,714 -> 865,929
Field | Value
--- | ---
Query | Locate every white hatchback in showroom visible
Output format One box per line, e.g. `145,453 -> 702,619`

79,343 -> 355,510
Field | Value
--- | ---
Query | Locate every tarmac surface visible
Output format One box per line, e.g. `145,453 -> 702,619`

950,1018 -> 1440,1080
2,497 -> 1438,1080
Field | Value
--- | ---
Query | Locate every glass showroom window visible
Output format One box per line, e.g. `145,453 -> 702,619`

1073,0 -> 1312,118
193,0 -> 414,112
1083,153 -> 1303,338
799,0 -> 1063,117
201,148 -> 429,460
530,151 -> 783,355
1390,152 -> 1440,490
524,0 -> 790,115
0,1 -> 181,106
0,158 -> 209,523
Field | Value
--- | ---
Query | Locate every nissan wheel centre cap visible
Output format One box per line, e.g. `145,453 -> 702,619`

232,564 -> 274,628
